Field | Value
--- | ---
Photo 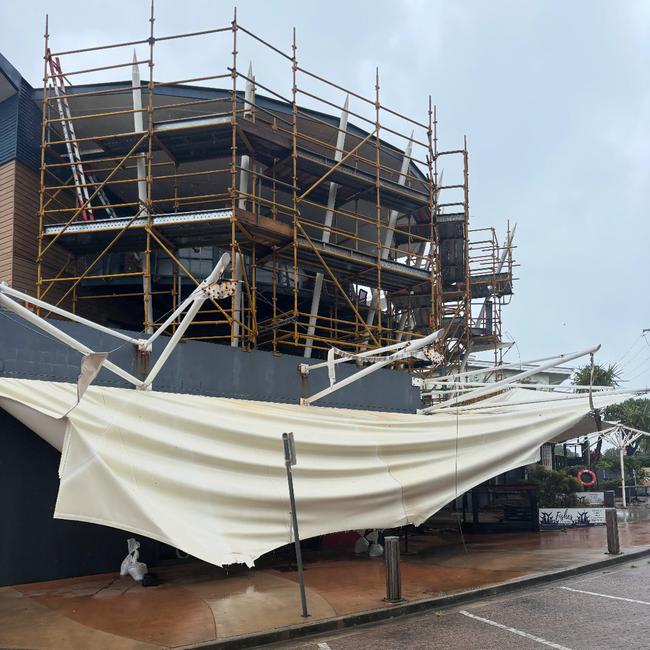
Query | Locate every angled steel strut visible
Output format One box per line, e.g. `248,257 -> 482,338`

0,253 -> 233,392
299,329 -> 443,406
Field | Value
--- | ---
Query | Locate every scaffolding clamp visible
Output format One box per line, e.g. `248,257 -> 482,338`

136,339 -> 152,353
201,279 -> 239,301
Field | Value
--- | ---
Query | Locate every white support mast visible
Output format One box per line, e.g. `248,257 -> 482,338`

232,63 -> 255,348
0,255 -> 233,393
419,345 -> 601,414
599,425 -> 649,508
0,292 -> 143,388
365,134 -> 414,332
140,253 -> 232,389
304,95 -> 350,358
300,329 -> 442,406
0,282 -> 140,346
132,53 -> 153,334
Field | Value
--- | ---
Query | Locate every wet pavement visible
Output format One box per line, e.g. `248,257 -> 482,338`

284,559 -> 650,650
1,512 -> 649,649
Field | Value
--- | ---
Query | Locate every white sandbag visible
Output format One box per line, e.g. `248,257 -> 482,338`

120,537 -> 148,582
353,535 -> 370,554
368,542 -> 384,557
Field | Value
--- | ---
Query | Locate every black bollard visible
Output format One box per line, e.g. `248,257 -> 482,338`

605,508 -> 621,555
384,536 -> 402,602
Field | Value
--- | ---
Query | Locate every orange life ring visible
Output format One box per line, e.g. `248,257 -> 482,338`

577,468 -> 597,488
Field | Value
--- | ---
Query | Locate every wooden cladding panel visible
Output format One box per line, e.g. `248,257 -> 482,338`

0,159 -> 16,285
12,162 -> 39,293
0,159 -> 68,297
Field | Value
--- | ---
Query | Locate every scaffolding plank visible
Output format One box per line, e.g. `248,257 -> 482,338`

42,209 -> 233,254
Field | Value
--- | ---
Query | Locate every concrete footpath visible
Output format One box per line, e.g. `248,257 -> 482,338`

1,512 -> 649,650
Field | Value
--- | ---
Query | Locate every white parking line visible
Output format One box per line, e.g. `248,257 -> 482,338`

316,643 -> 332,650
459,610 -> 572,650
560,586 -> 650,605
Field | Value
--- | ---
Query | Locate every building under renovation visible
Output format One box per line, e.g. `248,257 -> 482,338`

0,9 -> 514,369
0,8 -> 525,586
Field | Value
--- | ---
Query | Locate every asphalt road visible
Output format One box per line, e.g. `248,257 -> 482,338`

277,559 -> 650,650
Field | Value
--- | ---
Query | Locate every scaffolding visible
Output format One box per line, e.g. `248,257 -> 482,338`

36,5 -> 514,364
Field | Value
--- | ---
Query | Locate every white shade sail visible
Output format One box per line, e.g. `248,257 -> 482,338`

0,378 -> 638,567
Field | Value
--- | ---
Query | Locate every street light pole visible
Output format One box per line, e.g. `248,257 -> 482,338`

282,432 -> 309,618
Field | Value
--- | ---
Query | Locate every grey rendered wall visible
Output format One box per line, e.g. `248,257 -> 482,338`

0,315 -> 420,412
0,409 -> 164,586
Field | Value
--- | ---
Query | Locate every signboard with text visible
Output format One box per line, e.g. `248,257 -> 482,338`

539,508 -> 606,529
576,492 -> 605,506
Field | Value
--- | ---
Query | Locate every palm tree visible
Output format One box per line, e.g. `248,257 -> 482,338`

572,362 -> 620,463
572,363 -> 620,388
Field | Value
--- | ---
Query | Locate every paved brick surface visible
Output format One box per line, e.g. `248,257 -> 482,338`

3,515 -> 649,648
283,561 -> 650,650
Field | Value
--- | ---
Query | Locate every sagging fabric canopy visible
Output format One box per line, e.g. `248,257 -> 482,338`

0,378 -> 634,567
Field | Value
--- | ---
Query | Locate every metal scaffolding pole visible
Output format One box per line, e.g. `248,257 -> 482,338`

303,95 -> 349,358
460,223 -> 517,371
366,134 -> 413,330
33,8 -> 515,362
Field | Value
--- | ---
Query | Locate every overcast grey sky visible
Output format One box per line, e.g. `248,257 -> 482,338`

2,0 -> 649,385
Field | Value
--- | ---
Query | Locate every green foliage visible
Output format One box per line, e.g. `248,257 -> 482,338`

596,447 -> 649,485
605,398 -> 650,431
558,465 -> 588,479
528,465 -> 582,508
595,448 -> 616,469
633,453 -> 650,467
572,362 -> 620,387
